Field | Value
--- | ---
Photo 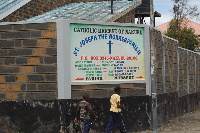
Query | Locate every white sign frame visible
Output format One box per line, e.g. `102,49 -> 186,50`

57,20 -> 151,99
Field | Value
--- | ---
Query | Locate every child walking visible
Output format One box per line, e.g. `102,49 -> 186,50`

106,86 -> 126,133
74,93 -> 98,133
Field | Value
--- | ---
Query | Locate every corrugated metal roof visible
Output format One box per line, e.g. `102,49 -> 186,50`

0,0 -> 31,20
0,0 -> 22,14
24,0 -> 141,22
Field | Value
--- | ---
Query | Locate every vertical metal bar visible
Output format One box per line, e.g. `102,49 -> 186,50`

150,0 -> 154,27
151,27 -> 157,133
161,35 -> 166,93
194,54 -> 197,93
196,54 -> 200,92
150,0 -> 157,130
145,25 -> 151,96
187,51 -> 189,94
177,42 -> 179,96
152,92 -> 157,133
111,0 -> 113,14
138,15 -> 141,24
57,20 -> 71,99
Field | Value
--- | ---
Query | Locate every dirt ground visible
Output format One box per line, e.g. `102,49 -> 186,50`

138,107 -> 200,133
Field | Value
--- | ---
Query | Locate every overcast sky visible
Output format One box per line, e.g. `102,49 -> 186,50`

144,0 -> 200,26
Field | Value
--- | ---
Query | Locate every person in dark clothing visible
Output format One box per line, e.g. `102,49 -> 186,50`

74,93 -> 98,133
106,86 -> 126,133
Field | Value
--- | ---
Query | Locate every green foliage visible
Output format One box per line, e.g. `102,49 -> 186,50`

180,27 -> 199,50
165,0 -> 200,51
165,19 -> 199,51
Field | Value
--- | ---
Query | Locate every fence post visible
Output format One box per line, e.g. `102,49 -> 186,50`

151,28 -> 157,133
194,54 -> 197,93
187,50 -> 189,94
177,43 -> 179,96
161,35 -> 166,93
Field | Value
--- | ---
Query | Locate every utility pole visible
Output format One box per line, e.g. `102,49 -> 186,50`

150,0 -> 154,27
150,0 -> 157,133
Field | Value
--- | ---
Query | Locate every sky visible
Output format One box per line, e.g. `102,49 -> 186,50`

144,0 -> 200,26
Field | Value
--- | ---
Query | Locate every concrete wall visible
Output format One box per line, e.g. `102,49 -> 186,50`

0,21 -> 150,132
153,29 -> 178,94
0,96 -> 151,133
153,29 -> 200,95
152,28 -> 200,127
0,22 -> 146,100
1,22 -> 200,132
0,22 -> 57,100
157,92 -> 200,127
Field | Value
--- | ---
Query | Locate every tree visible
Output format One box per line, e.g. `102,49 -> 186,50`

165,0 -> 200,51
165,19 -> 199,50
172,0 -> 199,20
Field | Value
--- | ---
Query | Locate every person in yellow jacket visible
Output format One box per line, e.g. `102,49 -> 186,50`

106,86 -> 126,133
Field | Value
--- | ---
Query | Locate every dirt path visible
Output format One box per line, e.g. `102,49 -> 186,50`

139,107 -> 200,133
